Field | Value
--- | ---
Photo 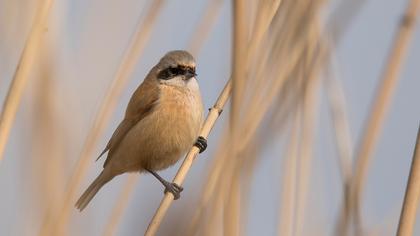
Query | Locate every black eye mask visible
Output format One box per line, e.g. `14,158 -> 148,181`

158,66 -> 196,80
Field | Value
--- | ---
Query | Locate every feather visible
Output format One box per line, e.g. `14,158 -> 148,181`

97,76 -> 160,167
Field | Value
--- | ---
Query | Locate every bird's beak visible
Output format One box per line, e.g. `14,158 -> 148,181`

185,70 -> 197,79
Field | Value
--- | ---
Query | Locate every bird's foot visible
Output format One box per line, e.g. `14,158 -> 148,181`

163,181 -> 184,200
194,136 -> 207,153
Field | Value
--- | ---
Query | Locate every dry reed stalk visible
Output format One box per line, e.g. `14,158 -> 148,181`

223,168 -> 242,236
238,0 -> 323,150
184,139 -> 235,236
188,1 -> 328,235
223,0 -> 248,235
278,110 -> 301,236
0,0 -> 54,162
29,44 -> 68,233
188,0 -> 224,56
202,173 -> 229,236
272,3 -> 326,232
198,137 -> 261,236
325,1 -> 370,233
144,80 -> 232,236
327,0 -> 366,43
225,4 -> 324,236
351,0 -> 420,233
230,0 -> 248,115
102,174 -> 139,236
205,185 -> 225,236
323,48 -> 353,236
220,144 -> 260,235
251,0 -> 283,50
276,46 -> 323,236
239,0 -> 283,101
324,62 -> 353,188
294,52 -> 322,236
243,0 -> 282,83
38,1 -> 164,235
324,60 -> 354,236
210,0 -> 280,233
101,1 -> 225,232
272,43 -> 325,236
322,0 -> 372,202
396,125 -> 420,236
185,136 -> 230,235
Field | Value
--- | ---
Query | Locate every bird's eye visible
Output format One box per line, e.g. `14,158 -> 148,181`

168,67 -> 182,76
157,66 -> 190,80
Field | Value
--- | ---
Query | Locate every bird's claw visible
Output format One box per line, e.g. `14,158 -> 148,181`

164,182 -> 184,200
195,136 -> 207,153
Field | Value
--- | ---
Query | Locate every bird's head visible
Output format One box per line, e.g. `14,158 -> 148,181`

156,50 -> 197,85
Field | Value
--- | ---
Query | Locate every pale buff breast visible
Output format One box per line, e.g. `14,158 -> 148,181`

144,82 -> 204,170
108,79 -> 203,173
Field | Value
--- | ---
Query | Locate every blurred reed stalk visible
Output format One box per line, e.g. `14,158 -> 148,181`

188,0 -> 224,56
326,72 -> 354,236
103,174 -> 139,236
186,1 -> 329,235
327,0 -> 366,43
350,0 -> 420,234
101,0 -> 225,234
184,133 -> 231,236
325,64 -> 353,195
294,53 -> 322,236
186,1 -> 284,233
38,1 -> 164,235
293,7 -> 326,236
396,125 -> 420,236
325,0 -> 369,234
223,0 -> 248,235
278,111 -> 301,236
28,38 -> 69,234
0,0 -> 54,162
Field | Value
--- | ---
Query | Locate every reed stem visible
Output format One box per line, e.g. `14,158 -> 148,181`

351,0 -> 420,233
0,0 -> 54,162
396,125 -> 420,236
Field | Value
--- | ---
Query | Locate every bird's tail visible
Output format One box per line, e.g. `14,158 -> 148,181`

75,171 -> 112,211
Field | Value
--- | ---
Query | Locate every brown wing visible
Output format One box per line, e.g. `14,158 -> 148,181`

97,77 -> 159,167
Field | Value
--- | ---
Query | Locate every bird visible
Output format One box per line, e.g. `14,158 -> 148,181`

75,50 -> 207,211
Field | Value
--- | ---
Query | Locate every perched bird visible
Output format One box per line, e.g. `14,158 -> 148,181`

75,50 -> 207,211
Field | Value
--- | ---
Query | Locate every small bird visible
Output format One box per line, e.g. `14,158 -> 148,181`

75,50 -> 207,211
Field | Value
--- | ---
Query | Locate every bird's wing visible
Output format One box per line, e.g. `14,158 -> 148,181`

97,78 -> 159,167
96,118 -> 134,161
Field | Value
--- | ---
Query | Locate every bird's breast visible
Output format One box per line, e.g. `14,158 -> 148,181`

156,84 -> 204,147
138,84 -> 203,170
106,81 -> 203,172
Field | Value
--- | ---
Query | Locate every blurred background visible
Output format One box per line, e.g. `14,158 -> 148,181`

0,0 -> 419,235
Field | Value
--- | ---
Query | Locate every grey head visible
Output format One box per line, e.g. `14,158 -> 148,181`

156,50 -> 197,81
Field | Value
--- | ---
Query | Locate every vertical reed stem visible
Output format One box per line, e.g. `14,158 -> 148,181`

38,1 -> 163,235
396,125 -> 420,236
0,0 -> 54,162
351,0 -> 420,233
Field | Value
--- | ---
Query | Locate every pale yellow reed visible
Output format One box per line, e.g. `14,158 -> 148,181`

38,1 -> 164,235
397,125 -> 420,236
0,0 -> 54,162
351,0 -> 420,233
